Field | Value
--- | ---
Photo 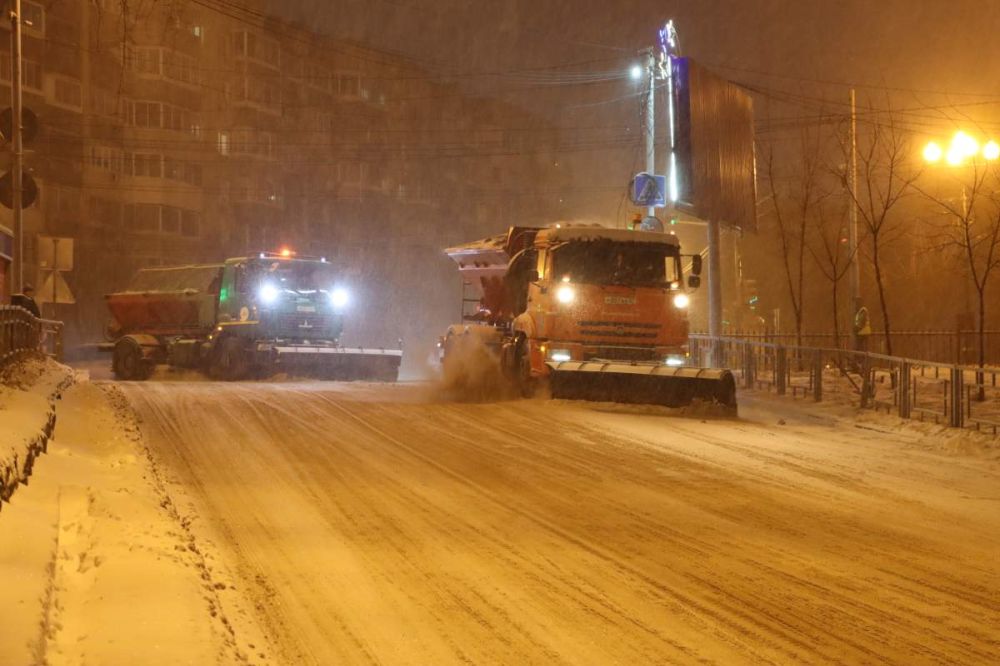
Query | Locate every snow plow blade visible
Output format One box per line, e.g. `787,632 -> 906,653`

546,361 -> 737,410
272,346 -> 403,382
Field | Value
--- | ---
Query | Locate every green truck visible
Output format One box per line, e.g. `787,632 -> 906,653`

102,252 -> 402,381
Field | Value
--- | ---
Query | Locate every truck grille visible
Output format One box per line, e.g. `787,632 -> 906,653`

578,320 -> 661,340
274,313 -> 333,334
584,346 -> 662,362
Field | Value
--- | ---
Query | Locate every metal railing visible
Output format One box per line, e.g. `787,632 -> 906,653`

696,330 -> 1000,366
691,335 -> 1000,437
0,305 -> 63,365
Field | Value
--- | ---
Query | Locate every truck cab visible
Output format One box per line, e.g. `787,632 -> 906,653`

511,226 -> 699,377
215,254 -> 348,344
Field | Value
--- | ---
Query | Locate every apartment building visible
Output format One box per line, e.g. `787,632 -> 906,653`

0,0 -> 568,347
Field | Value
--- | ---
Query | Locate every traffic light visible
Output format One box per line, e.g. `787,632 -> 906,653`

0,106 -> 38,209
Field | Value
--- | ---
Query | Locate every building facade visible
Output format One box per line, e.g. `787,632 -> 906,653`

0,0 -> 569,349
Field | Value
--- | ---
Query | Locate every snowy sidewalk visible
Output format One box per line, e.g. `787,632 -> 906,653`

0,375 -> 274,665
0,359 -> 73,506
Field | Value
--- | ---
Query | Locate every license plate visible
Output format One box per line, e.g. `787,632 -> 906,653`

297,305 -> 316,313
604,296 -> 636,305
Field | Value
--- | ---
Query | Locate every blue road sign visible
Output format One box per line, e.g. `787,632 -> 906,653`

631,173 -> 666,207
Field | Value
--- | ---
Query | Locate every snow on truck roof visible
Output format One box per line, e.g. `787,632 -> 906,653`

445,225 -> 680,266
538,225 -> 680,246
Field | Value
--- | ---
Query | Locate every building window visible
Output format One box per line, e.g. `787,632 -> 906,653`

160,206 -> 181,234
132,153 -> 163,178
338,74 -> 359,97
129,47 -> 161,76
21,1 -> 44,36
181,210 -> 200,237
131,101 -> 162,128
164,51 -> 198,85
21,59 -> 43,91
52,77 -> 83,110
217,131 -> 229,156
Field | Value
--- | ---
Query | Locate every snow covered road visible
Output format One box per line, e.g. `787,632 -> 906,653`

119,380 -> 1000,665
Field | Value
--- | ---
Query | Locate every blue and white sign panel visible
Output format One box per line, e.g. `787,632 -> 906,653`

631,173 -> 667,207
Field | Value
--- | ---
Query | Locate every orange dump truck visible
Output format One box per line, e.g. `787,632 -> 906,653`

441,225 -> 735,408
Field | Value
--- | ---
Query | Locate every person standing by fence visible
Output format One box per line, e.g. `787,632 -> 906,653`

854,305 -> 872,353
10,284 -> 40,318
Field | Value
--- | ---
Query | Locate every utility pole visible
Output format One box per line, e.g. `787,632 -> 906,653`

9,0 -> 23,294
848,88 -> 860,351
643,47 -> 656,219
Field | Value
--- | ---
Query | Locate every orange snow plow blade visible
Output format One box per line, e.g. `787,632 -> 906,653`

546,361 -> 737,411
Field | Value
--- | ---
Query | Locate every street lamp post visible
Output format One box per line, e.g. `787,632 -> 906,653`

922,130 -> 998,398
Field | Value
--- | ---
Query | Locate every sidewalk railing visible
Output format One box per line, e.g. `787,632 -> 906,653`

694,330 -> 1000,366
0,305 -> 64,365
691,335 -> 1000,437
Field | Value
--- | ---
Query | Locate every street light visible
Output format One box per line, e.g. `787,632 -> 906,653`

629,64 -> 643,81
922,130 -> 999,167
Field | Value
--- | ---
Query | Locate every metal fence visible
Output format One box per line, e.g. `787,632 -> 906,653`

690,335 -> 1000,436
0,305 -> 63,365
697,330 -> 1000,366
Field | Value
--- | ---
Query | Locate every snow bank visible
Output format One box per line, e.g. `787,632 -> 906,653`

0,378 -> 276,665
0,357 -> 74,508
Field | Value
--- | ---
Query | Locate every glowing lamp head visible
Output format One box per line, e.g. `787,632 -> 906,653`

984,141 -> 1000,161
259,282 -> 280,305
946,146 -> 965,167
673,293 -> 690,309
629,64 -> 643,81
922,141 -> 943,163
952,131 -> 979,159
555,285 -> 576,304
280,248 -> 293,258
330,287 -> 350,309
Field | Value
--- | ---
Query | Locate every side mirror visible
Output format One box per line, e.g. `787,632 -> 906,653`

691,255 -> 703,277
687,275 -> 701,289
528,269 -> 540,282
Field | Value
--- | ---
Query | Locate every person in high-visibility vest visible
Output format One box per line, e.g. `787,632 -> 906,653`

854,305 -> 872,352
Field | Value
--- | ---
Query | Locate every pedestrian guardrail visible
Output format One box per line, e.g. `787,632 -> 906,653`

690,335 -> 1000,437
0,305 -> 63,365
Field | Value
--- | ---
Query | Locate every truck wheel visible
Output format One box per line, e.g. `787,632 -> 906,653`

510,336 -> 535,398
113,338 -> 153,381
211,336 -> 249,381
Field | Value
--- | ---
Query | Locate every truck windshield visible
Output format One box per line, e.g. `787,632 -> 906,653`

247,260 -> 339,293
550,240 -> 680,287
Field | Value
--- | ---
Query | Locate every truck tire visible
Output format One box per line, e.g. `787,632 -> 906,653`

113,338 -> 153,381
211,336 -> 249,381
506,335 -> 535,398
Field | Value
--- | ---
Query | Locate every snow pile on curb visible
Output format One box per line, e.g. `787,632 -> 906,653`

0,358 -> 74,508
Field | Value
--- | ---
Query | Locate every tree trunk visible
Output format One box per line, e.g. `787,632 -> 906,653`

831,279 -> 841,349
872,241 -> 893,357
977,287 -> 986,401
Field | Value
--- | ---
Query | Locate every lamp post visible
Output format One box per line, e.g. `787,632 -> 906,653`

922,131 -> 997,388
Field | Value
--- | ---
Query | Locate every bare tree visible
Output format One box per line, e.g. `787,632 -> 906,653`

917,163 -> 1000,398
842,104 -> 919,357
761,123 -> 829,347
807,200 -> 854,347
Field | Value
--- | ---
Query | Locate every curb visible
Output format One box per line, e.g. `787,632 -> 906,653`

0,371 -> 75,511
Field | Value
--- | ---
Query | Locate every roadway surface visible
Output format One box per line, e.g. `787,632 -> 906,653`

119,379 -> 1000,665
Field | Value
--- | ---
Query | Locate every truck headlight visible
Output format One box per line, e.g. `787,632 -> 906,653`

331,287 -> 350,309
673,293 -> 690,309
556,285 -> 576,304
259,283 -> 280,305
